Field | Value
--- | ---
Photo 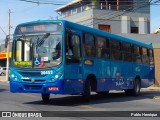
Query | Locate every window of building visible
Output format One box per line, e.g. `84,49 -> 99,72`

77,7 -> 82,13
66,11 -> 71,17
62,12 -> 66,17
72,8 -> 77,15
131,27 -> 139,33
98,24 -> 111,33
120,0 -> 133,10
107,0 -> 117,10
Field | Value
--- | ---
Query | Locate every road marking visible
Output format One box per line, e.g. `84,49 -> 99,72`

79,105 -> 105,110
21,93 -> 39,98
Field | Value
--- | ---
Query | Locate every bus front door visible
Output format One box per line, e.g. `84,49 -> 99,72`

64,30 -> 83,94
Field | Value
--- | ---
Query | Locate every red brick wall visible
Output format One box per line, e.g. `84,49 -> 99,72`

154,48 -> 160,87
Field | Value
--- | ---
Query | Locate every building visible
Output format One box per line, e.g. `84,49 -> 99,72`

0,42 -> 12,67
56,0 -> 160,86
56,0 -> 150,34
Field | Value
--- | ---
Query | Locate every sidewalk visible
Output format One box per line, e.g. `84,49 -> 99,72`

0,76 -> 9,83
141,86 -> 160,91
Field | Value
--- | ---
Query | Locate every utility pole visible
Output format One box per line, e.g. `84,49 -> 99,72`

6,9 -> 11,81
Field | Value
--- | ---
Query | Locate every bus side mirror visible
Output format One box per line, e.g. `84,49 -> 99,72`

5,35 -> 9,48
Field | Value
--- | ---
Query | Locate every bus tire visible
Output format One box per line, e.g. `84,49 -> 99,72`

82,80 -> 91,102
125,78 -> 141,96
41,93 -> 50,103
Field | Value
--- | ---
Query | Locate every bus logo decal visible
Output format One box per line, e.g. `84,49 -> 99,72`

34,58 -> 41,66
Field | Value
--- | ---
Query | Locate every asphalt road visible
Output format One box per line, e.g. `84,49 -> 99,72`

0,82 -> 160,120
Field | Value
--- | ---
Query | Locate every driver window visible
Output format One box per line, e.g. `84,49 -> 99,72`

66,34 -> 81,64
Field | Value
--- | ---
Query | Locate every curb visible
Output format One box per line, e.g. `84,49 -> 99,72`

141,87 -> 160,91
0,80 -> 9,83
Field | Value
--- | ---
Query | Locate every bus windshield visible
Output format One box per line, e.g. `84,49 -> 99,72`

12,34 -> 62,68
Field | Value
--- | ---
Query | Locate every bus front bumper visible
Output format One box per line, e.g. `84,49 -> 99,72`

10,79 -> 64,94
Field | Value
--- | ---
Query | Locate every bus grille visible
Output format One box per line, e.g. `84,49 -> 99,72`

19,72 -> 46,77
24,85 -> 42,90
22,79 -> 46,83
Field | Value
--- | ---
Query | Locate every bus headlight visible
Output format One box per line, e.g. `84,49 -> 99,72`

11,74 -> 15,78
55,75 -> 59,79
14,77 -> 18,81
10,73 -> 18,81
51,72 -> 63,82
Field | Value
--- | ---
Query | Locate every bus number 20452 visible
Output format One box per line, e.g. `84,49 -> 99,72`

41,71 -> 53,75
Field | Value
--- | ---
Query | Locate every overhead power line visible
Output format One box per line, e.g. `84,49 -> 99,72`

0,26 -> 7,36
18,0 -> 66,5
18,0 -> 160,6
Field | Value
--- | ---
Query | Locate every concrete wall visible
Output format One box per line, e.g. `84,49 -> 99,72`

59,8 -> 150,34
59,9 -> 94,28
93,9 -> 150,34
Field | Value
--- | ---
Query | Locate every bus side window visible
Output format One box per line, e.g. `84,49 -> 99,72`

142,48 -> 149,64
133,45 -> 142,64
72,35 -> 81,59
149,49 -> 154,65
96,36 -> 110,59
66,34 -> 81,64
122,42 -> 132,62
110,40 -> 122,61
83,33 -> 95,57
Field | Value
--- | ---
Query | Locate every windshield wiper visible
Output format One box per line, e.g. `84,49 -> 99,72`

36,33 -> 50,47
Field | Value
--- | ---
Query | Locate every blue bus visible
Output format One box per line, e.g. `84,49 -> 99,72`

10,20 -> 155,102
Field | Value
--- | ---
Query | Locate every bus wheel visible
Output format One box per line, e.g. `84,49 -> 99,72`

125,78 -> 141,96
41,94 -> 50,103
82,80 -> 91,102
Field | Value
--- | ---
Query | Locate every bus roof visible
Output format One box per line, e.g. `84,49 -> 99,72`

17,20 -> 153,49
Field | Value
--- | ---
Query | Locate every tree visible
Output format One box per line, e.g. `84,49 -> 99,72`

154,28 -> 160,34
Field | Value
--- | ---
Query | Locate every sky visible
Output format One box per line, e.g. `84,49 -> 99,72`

0,0 -> 160,42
